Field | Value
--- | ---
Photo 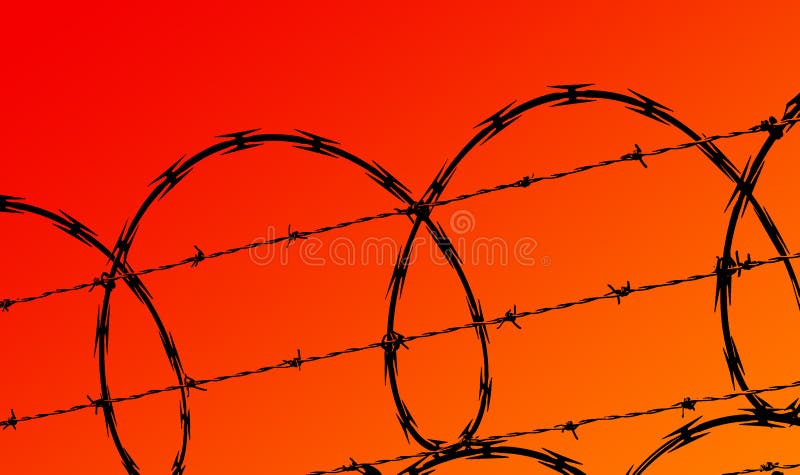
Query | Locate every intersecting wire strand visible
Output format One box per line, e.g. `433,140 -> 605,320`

3,249 -> 800,434
3,117 -> 799,310
723,462 -> 800,474
310,376 -> 800,474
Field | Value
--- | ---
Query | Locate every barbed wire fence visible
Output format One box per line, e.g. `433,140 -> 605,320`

2,85 -> 800,474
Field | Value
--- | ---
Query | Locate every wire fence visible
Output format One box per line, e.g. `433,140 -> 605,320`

2,116 -> 798,313
3,86 -> 800,474
309,377 -> 800,474
1,245 -> 797,430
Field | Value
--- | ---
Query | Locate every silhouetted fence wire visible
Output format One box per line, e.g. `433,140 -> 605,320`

2,116 -> 798,313
2,248 -> 800,433
4,87 -> 800,474
723,461 -> 800,475
308,377 -> 800,474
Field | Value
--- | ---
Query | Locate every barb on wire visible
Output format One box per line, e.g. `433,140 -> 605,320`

380,331 -> 408,353
752,116 -> 786,140
88,272 -> 115,292
623,144 -> 648,168
680,397 -> 696,418
190,245 -> 205,268
286,224 -> 308,248
86,395 -> 107,415
184,375 -> 207,393
560,420 -> 579,440
606,280 -> 632,304
3,248 -> 800,433
284,349 -> 304,371
343,458 -> 382,475
2,410 -> 16,430
497,304 -> 522,329
3,117 -> 798,311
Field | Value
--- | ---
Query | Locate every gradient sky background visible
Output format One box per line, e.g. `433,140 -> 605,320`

2,2 -> 800,474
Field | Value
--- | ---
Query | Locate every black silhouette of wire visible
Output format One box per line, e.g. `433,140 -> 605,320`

3,248 -> 799,433
327,445 -> 587,475
4,87 -> 800,474
723,461 -> 800,474
0,201 -> 191,473
716,94 -> 800,413
307,376 -> 800,474
627,90 -> 800,475
1,117 -> 797,312
379,86 -> 800,467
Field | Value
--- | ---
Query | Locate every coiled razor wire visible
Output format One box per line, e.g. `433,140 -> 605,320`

2,85 -> 800,473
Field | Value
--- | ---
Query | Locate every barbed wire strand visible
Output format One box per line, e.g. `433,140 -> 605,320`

723,461 -> 800,474
309,376 -> 800,474
3,116 -> 799,311
3,248 -> 800,434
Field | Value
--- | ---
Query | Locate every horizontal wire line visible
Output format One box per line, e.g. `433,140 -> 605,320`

3,117 -> 798,310
2,249 -> 799,433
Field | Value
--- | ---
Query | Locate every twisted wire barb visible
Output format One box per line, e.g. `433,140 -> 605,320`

3,117 -> 798,311
3,249 -> 800,433
723,461 -> 800,474
309,378 -> 800,474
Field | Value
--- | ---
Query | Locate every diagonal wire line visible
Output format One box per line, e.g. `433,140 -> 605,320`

2,248 -> 800,433
2,117 -> 799,311
635,116 -> 800,157
722,462 -> 800,474
309,376 -> 800,474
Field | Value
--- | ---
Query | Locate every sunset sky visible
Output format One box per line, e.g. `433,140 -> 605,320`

2,2 -> 800,474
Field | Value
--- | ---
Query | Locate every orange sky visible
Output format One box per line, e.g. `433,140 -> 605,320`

2,2 -> 800,474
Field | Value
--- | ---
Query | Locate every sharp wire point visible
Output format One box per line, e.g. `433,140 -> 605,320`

286,224 -> 308,248
3,409 -> 17,430
190,245 -> 205,268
